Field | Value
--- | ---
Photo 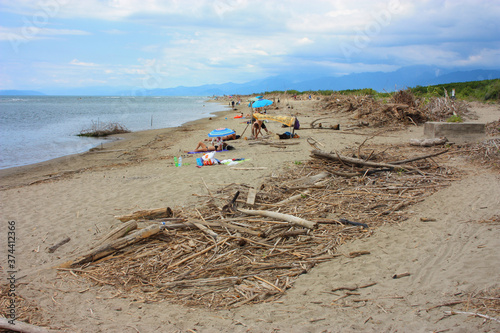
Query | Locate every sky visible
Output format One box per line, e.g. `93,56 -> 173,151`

0,0 -> 499,92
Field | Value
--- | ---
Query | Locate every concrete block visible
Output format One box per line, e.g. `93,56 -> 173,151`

424,122 -> 485,144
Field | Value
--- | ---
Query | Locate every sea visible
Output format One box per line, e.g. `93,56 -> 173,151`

0,96 -> 228,170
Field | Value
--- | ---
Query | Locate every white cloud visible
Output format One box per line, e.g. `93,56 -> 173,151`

1,0 -> 499,89
0,26 -> 89,41
70,59 -> 98,67
296,37 -> 313,45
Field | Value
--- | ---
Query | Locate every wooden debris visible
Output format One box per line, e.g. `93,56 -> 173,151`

237,208 -> 316,229
59,224 -> 161,268
392,272 -> 411,279
331,282 -> 377,292
47,236 -> 71,253
444,310 -> 500,323
59,143 -> 457,309
93,220 -> 137,247
115,207 -> 172,222
311,150 -> 417,172
246,188 -> 257,205
409,137 -> 448,147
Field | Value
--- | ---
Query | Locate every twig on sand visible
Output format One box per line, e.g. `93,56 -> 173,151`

444,310 -> 500,323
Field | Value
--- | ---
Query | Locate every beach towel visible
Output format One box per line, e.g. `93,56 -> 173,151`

187,150 -> 229,154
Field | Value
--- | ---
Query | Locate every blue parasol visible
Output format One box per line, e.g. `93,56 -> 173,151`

252,99 -> 273,108
208,127 -> 235,138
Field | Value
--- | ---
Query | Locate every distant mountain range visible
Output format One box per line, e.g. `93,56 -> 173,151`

2,66 -> 500,96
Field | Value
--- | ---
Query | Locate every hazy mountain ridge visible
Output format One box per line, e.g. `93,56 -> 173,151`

3,67 -> 499,96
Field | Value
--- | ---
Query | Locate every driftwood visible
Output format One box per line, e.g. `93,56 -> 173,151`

246,188 -> 257,205
56,141 -> 458,310
275,190 -> 311,206
47,236 -> 71,253
0,318 -> 50,333
339,218 -> 369,229
59,224 -> 161,268
409,137 -> 448,147
172,218 -> 263,237
389,149 -> 449,165
290,171 -> 329,186
310,116 -> 332,128
194,210 -> 218,239
444,310 -> 500,323
237,208 -> 316,229
115,207 -> 172,222
93,220 -> 137,247
311,150 -> 417,172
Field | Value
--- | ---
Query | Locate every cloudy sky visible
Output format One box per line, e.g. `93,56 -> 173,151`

1,0 -> 499,91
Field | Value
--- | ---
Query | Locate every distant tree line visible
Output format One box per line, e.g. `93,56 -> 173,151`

256,78 -> 500,102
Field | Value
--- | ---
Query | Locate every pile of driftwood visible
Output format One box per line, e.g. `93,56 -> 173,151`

317,90 -> 474,128
486,119 -> 500,136
426,285 -> 500,324
421,96 -> 473,121
458,138 -> 500,170
59,144 -> 457,309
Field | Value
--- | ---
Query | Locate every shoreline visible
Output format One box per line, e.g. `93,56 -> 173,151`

0,96 -> 230,172
0,101 -> 236,189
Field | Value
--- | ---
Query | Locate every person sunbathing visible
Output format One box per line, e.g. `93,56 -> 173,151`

203,133 -> 240,141
189,141 -> 227,152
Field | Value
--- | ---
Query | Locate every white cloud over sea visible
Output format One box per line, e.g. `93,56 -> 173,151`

0,0 -> 499,91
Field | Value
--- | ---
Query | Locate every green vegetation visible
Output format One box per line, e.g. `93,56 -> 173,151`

260,78 -> 500,102
446,114 -> 464,123
412,79 -> 500,101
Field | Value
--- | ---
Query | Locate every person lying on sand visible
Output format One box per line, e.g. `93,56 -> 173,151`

203,133 -> 240,141
188,141 -> 228,152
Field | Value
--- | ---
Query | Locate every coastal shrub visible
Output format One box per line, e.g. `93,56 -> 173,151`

78,121 -> 130,137
484,80 -> 500,101
446,114 -> 463,123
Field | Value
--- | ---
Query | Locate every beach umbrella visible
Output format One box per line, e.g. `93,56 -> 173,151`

252,99 -> 273,108
253,113 -> 296,127
208,127 -> 235,138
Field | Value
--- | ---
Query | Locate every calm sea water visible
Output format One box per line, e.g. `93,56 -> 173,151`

0,96 -> 227,169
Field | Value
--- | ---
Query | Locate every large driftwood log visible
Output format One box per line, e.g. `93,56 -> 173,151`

237,208 -> 316,229
311,150 -> 416,172
59,224 -> 161,268
409,137 -> 448,147
93,220 -> 138,247
115,207 -> 172,222
0,318 -> 50,333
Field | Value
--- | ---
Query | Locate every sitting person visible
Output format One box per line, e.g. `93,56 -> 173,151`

189,141 -> 228,152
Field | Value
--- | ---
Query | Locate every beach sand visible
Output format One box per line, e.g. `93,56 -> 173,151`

1,98 -> 499,332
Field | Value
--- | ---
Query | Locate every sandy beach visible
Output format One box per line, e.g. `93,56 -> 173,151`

1,96 -> 499,332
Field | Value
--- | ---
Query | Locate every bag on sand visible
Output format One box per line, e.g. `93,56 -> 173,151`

294,117 -> 300,130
